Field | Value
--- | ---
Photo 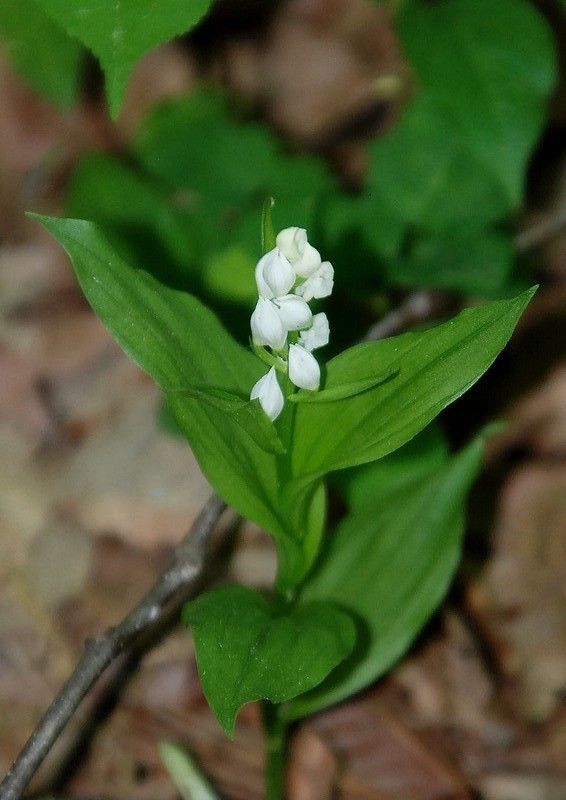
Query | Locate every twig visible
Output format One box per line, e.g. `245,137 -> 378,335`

362,291 -> 453,341
0,494 -> 227,800
515,204 -> 566,252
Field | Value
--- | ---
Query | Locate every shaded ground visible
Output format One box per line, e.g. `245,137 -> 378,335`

1,22 -> 566,800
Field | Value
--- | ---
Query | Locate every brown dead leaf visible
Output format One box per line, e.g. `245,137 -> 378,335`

116,44 -> 198,140
55,388 -> 212,549
469,464 -> 566,723
313,694 -> 471,799
197,0 -> 411,182
288,725 -> 337,800
488,363 -> 566,459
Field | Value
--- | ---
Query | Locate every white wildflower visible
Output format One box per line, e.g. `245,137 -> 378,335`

251,297 -> 287,350
299,312 -> 330,352
273,295 -> 312,331
255,248 -> 295,299
276,227 -> 307,264
250,227 -> 334,417
250,367 -> 284,421
295,261 -> 334,302
288,344 -> 320,391
276,226 -> 321,278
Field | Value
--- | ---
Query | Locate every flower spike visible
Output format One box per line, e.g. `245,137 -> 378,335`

250,225 -> 333,416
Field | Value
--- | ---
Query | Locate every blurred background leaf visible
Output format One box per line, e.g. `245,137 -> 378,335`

0,0 -> 85,107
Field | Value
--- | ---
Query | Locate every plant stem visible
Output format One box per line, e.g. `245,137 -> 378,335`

262,702 -> 287,800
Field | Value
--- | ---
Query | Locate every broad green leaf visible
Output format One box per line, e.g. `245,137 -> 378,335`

31,214 -> 324,591
334,422 -> 449,511
0,0 -> 84,107
159,741 -> 219,800
202,246 -> 257,305
183,585 -> 357,736
29,215 -> 258,392
169,382 -> 328,591
289,369 -> 398,404
397,0 -> 556,207
171,387 -> 286,455
35,0 -> 214,117
291,288 -> 535,478
286,433 -> 485,719
134,90 -> 333,205
67,153 -> 198,287
391,227 -> 515,296
368,93 -> 510,235
134,91 -> 279,202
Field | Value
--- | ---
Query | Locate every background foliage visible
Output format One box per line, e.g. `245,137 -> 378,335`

0,0 -> 563,789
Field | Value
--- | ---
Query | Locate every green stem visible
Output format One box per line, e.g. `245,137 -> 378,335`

262,702 -> 287,800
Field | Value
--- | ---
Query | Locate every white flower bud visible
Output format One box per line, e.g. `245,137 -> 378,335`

288,344 -> 320,391
276,227 -> 307,264
295,261 -> 334,302
293,242 -> 322,279
251,297 -> 287,350
255,248 -> 295,299
299,312 -> 330,351
250,367 -> 284,421
273,295 -> 312,331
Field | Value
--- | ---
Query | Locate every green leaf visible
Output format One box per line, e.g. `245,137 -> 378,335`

34,0 -> 214,117
29,215 -> 257,392
171,387 -> 286,455
397,0 -> 556,207
391,227 -> 515,296
202,246 -> 257,305
134,91 -> 278,201
334,422 -> 449,511
262,197 -> 276,255
183,585 -> 357,736
289,369 -> 398,403
286,433 -> 485,719
159,741 -> 219,800
0,0 -> 84,107
368,93 -> 510,236
134,90 -> 334,204
291,288 -> 535,478
66,153 -> 198,286
30,214 -> 324,592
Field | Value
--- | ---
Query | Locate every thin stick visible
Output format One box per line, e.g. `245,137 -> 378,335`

515,204 -> 566,252
362,291 -> 453,341
0,494 -> 227,800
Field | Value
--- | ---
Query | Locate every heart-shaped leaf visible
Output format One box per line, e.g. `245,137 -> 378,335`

35,0 -> 214,116
183,585 -> 357,736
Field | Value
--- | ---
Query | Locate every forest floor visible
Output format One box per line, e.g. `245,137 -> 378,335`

1,37 -> 566,800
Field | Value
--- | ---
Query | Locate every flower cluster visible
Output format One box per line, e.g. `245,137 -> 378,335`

250,227 -> 333,420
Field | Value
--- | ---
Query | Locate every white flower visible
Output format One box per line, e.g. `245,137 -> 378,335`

293,243 -> 322,279
276,227 -> 307,263
273,295 -> 312,331
276,226 -> 321,279
255,248 -> 295,299
250,367 -> 284,421
299,312 -> 330,351
288,344 -> 320,391
251,297 -> 287,350
295,261 -> 334,302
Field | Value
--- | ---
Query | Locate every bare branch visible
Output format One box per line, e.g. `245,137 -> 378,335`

515,204 -> 566,252
0,494 -> 227,800
362,291 -> 455,341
